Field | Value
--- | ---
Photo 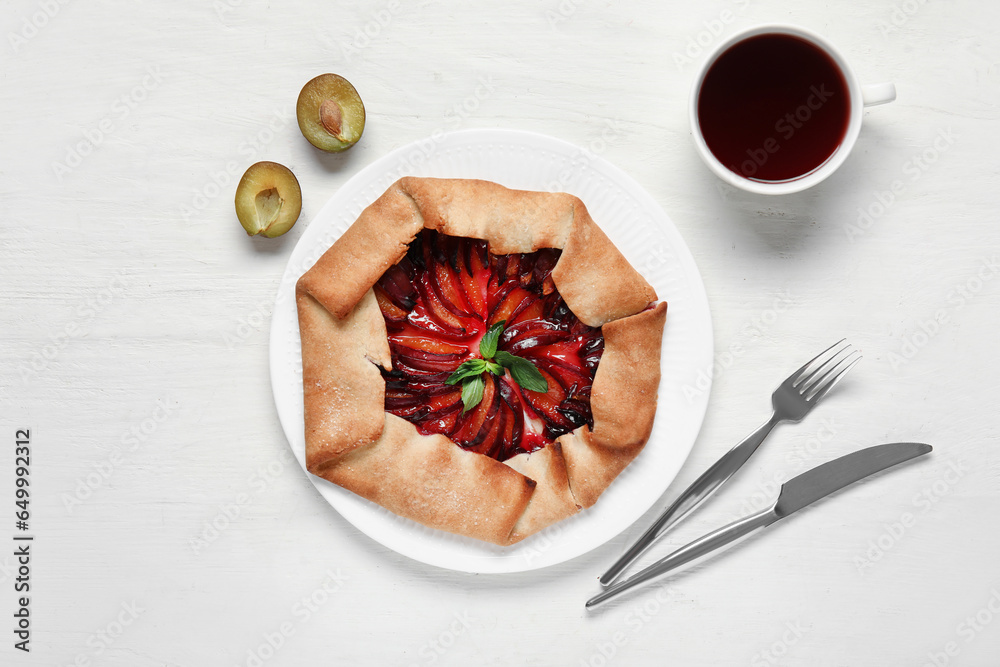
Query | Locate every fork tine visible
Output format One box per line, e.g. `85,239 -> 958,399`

791,338 -> 848,387
798,345 -> 855,394
806,352 -> 861,403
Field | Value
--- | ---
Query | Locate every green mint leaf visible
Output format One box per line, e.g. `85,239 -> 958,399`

446,359 -> 487,385
460,375 -> 485,414
495,352 -> 548,393
479,320 -> 506,359
510,360 -> 548,393
493,350 -> 519,368
485,361 -> 503,376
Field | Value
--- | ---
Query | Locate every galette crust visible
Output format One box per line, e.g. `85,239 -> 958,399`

297,177 -> 666,546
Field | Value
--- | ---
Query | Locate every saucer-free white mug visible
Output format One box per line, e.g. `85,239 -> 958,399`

690,24 -> 896,195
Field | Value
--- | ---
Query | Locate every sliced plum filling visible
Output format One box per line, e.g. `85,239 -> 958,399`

374,230 -> 604,462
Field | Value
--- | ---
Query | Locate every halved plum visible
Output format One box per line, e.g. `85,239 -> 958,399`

389,360 -> 454,381
296,74 -> 365,152
508,297 -> 546,326
406,298 -> 467,340
389,335 -> 468,356
468,394 -> 504,454
391,346 -> 465,374
507,330 -> 572,355
423,235 -> 474,319
527,353 -> 593,394
452,375 -> 498,446
488,282 -> 535,327
473,407 -> 506,459
557,397 -> 592,429
416,274 -> 468,334
374,285 -> 408,325
496,377 -> 525,455
422,405 -> 463,436
456,246 -> 489,319
235,161 -> 302,238
533,249 -> 559,287
432,261 -> 474,319
377,261 -> 417,311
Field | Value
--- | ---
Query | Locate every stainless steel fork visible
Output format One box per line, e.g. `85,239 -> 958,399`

599,339 -> 861,587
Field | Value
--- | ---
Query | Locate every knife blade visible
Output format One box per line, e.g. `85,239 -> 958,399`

586,442 -> 932,609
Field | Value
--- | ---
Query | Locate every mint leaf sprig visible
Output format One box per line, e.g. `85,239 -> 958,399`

494,351 -> 548,393
445,320 -> 549,413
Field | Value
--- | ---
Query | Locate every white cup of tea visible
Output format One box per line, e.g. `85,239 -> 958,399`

690,24 -> 896,195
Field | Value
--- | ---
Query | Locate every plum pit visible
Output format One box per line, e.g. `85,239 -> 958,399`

297,74 -> 365,152
234,161 -> 301,238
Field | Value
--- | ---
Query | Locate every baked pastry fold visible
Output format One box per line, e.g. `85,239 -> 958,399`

297,177 -> 666,545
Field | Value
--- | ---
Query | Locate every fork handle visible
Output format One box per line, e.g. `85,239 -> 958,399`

588,508 -> 778,608
598,413 -> 780,587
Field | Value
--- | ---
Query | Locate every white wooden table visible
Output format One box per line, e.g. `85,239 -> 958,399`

4,1 -> 999,665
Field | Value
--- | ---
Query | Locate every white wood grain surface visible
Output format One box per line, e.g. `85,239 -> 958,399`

3,1 -> 999,665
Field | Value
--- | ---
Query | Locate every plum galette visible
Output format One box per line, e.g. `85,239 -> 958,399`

296,177 -> 666,545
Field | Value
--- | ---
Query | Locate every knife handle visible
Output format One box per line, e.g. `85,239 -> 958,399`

599,414 -> 779,587
587,508 -> 777,608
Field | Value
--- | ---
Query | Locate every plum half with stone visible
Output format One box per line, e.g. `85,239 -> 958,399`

234,161 -> 302,238
296,73 -> 365,152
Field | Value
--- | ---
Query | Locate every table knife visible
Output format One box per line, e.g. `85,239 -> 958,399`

586,442 -> 932,608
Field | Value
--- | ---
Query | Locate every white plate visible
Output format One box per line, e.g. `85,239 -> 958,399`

270,128 -> 712,573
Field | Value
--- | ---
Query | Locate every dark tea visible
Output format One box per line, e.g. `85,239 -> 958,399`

697,33 -> 850,182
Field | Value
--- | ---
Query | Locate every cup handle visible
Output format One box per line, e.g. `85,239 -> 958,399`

861,82 -> 896,107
